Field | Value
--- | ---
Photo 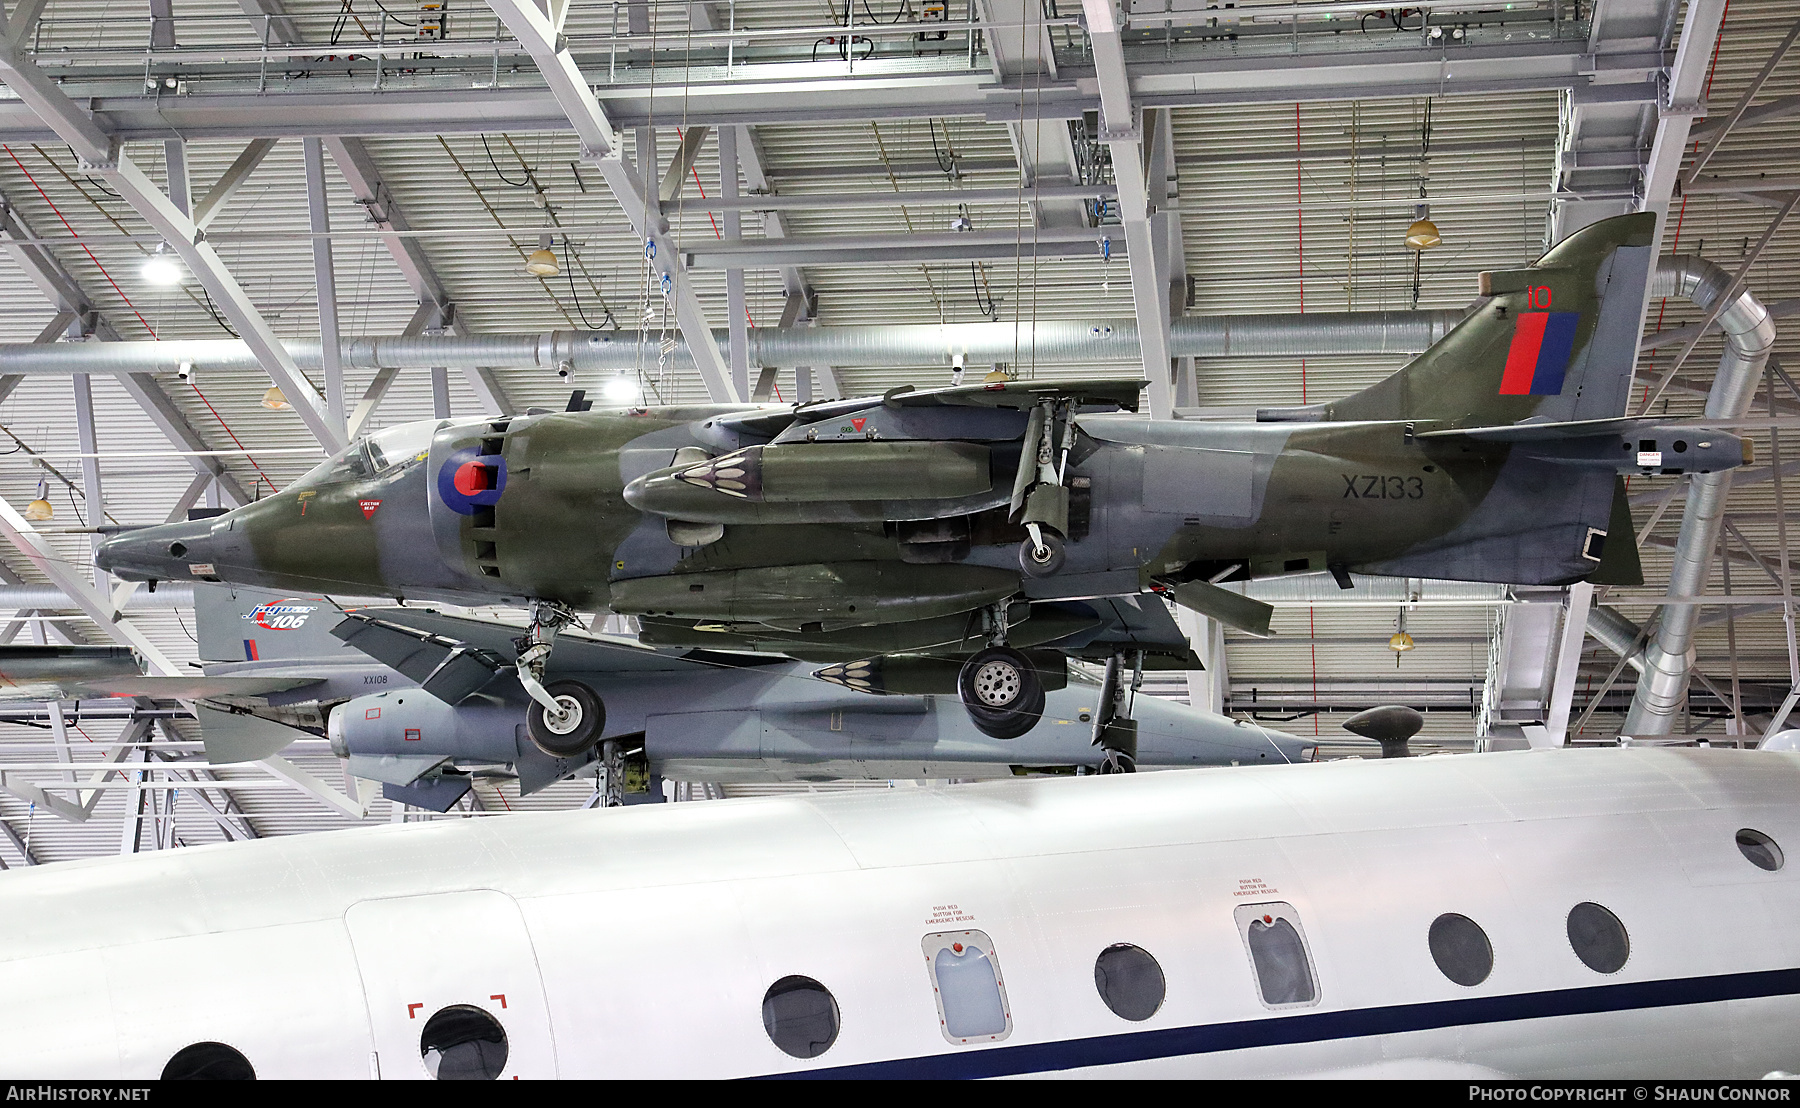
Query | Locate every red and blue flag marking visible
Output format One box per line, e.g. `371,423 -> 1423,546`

1499,311 -> 1580,396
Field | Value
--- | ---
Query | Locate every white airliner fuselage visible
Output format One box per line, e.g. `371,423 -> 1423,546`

1,748 -> 1797,1079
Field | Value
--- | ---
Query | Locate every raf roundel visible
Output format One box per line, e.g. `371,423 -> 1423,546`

437,447 -> 508,516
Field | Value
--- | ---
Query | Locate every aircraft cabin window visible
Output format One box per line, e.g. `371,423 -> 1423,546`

420,1004 -> 509,1080
1094,943 -> 1166,1021
762,975 -> 841,1059
1428,913 -> 1494,987
1566,902 -> 1630,974
922,930 -> 1012,1043
160,1041 -> 255,1080
1736,829 -> 1785,872
1234,902 -> 1320,1009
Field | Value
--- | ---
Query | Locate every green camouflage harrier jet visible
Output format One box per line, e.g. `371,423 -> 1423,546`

99,213 -> 1750,753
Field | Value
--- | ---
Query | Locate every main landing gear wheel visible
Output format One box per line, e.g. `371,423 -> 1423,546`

527,681 -> 605,757
958,646 -> 1046,740
1018,531 -> 1066,578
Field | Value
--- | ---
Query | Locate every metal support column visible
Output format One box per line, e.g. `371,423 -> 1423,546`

1542,583 -> 1595,746
719,125 -> 750,401
487,0 -> 741,403
1080,0 -> 1173,418
70,373 -> 104,587
303,137 -> 347,434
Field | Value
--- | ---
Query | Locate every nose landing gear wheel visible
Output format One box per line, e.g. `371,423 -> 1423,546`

527,681 -> 605,757
1098,750 -> 1137,774
958,646 -> 1047,740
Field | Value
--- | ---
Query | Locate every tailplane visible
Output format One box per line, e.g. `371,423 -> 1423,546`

1324,212 -> 1657,427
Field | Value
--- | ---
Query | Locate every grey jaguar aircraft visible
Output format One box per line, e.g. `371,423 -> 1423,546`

175,587 -> 1312,808
321,603 -> 1314,809
97,213 -> 1748,757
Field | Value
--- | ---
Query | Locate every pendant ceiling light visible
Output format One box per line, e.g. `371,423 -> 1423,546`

602,374 -> 639,404
1389,608 -> 1415,663
261,387 -> 291,411
525,232 -> 560,277
23,477 -> 52,522
1405,208 -> 1441,251
141,242 -> 183,286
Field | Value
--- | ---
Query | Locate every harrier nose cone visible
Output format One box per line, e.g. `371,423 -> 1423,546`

96,518 -> 223,583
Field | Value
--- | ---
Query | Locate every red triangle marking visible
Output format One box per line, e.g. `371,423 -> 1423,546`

851,417 -> 866,431
360,499 -> 381,519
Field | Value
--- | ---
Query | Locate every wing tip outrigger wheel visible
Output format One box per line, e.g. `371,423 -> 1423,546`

528,680 -> 605,757
958,645 -> 1046,740
1018,524 -> 1066,578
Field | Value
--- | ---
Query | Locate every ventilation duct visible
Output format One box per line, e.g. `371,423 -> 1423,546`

1622,256 -> 1777,734
0,310 -> 1465,377
0,585 -> 195,609
1586,604 -> 1648,674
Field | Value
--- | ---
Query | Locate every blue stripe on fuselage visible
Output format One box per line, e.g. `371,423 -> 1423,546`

758,966 -> 1800,1079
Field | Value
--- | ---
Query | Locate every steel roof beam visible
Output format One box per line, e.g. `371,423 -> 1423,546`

0,201 -> 95,319
233,0 -> 303,47
100,160 -> 341,449
659,124 -> 710,204
225,0 -> 492,417
1690,93 -> 1800,140
0,44 -> 343,450
1082,0 -> 1172,419
981,0 -> 1089,231
718,124 -> 749,399
0,36 -> 1660,143
4,0 -> 47,48
488,0 -> 739,403
1,187 -> 254,506
686,5 -> 807,303
303,138 -> 347,433
0,812 -> 37,865
0,497 -> 180,675
1604,0 -> 1727,401
684,228 -> 1117,269
1638,0 -> 1727,243
1683,17 -> 1800,188
70,375 -> 104,588
322,137 -> 453,317
192,138 -> 277,231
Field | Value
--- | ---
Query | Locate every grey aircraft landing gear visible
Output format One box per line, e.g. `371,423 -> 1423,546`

1012,397 -> 1075,578
1019,525 -> 1066,578
600,738 -> 627,807
514,601 -> 605,757
958,604 -> 1046,740
527,680 -> 605,757
959,646 -> 1047,740
1092,651 -> 1142,774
